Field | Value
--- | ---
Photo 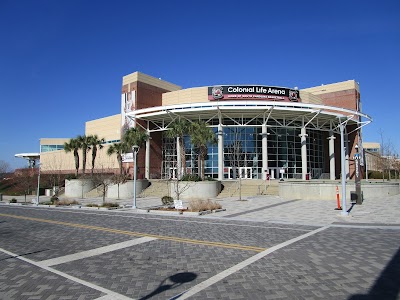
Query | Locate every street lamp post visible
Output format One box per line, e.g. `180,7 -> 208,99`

132,145 -> 140,209
36,162 -> 41,205
340,123 -> 348,216
354,144 -> 362,204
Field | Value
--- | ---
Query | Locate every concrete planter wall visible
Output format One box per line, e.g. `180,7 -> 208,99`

107,179 -> 149,199
169,181 -> 222,200
279,181 -> 400,200
65,179 -> 95,198
45,189 -> 54,196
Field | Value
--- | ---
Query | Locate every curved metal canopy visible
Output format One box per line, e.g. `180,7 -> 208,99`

126,101 -> 372,134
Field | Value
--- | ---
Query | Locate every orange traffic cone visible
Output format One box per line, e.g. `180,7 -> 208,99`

334,186 -> 342,210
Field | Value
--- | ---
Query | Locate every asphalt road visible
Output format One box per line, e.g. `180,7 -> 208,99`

0,205 -> 399,299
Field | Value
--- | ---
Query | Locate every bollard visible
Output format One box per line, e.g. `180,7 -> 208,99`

334,186 -> 342,210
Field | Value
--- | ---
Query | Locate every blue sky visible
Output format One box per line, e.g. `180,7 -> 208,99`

1,0 -> 399,170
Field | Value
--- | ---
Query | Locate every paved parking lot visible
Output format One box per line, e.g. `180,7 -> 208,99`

1,194 -> 399,299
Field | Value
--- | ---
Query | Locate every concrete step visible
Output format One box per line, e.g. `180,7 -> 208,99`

139,180 -> 170,198
84,185 -> 103,198
218,179 -> 279,197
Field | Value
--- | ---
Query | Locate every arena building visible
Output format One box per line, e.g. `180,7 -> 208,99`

39,71 -> 372,181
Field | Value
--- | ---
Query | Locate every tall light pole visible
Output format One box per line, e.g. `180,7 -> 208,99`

132,145 -> 139,209
340,123 -> 348,216
36,162 -> 41,205
354,144 -> 362,204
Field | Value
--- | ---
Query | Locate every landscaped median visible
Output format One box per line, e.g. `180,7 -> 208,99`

1,195 -> 226,215
144,197 -> 226,216
0,197 -> 123,210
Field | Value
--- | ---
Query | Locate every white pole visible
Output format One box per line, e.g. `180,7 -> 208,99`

261,125 -> 269,180
36,163 -> 41,205
300,127 -> 308,180
145,136 -> 150,179
328,132 -> 336,180
218,124 -> 224,180
132,145 -> 139,209
340,123 -> 348,216
176,137 -> 181,180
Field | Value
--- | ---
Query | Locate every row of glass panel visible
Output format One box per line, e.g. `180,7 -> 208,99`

162,126 -> 325,179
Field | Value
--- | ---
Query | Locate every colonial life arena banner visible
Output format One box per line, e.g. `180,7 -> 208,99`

208,85 -> 300,102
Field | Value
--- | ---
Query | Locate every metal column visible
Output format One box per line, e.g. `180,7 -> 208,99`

328,132 -> 336,180
300,127 -> 308,180
218,124 -> 224,181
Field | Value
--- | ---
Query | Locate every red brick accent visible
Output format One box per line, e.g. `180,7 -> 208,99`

319,89 -> 359,111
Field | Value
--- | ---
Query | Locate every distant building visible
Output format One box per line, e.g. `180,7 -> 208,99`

363,142 -> 381,154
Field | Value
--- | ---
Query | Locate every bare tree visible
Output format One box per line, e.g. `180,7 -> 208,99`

91,170 -> 114,205
379,129 -> 396,181
0,160 -> 11,178
171,178 -> 193,201
110,173 -> 129,200
74,174 -> 93,199
42,157 -> 64,196
393,154 -> 400,180
14,168 -> 37,203
225,133 -> 246,201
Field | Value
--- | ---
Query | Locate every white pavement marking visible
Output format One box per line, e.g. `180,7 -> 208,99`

0,247 -> 135,300
331,224 -> 400,230
176,225 -> 331,299
40,237 -> 157,267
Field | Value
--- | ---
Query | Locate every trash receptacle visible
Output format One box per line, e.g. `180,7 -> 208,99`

305,174 -> 310,180
350,191 -> 357,204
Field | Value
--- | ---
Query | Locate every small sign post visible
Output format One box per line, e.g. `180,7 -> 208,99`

354,146 -> 362,205
264,170 -> 270,193
174,200 -> 184,210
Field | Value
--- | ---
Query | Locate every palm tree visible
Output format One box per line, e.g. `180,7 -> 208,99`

189,121 -> 217,180
88,135 -> 105,176
123,127 -> 149,148
123,127 -> 149,180
107,142 -> 129,175
77,135 -> 90,174
165,118 -> 191,178
64,138 -> 81,177
107,141 -> 129,200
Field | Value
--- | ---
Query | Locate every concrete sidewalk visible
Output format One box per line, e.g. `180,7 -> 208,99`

1,193 -> 399,226
204,194 -> 400,226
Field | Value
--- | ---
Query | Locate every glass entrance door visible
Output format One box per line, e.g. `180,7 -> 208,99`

240,167 -> 252,179
168,167 -> 177,179
227,167 -> 252,179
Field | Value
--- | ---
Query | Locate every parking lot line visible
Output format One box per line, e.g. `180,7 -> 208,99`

177,225 -> 330,299
0,246 -> 135,300
40,236 -> 157,267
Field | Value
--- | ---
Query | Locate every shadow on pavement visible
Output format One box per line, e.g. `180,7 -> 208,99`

139,272 -> 197,300
348,246 -> 400,300
347,203 -> 356,213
